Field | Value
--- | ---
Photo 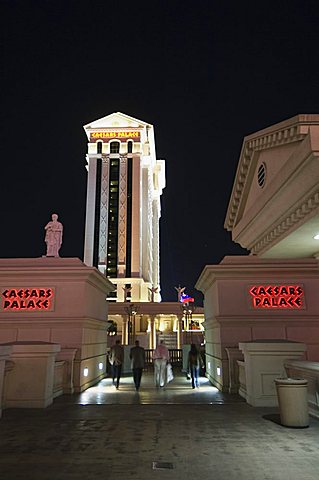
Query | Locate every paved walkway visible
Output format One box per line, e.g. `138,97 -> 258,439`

0,372 -> 319,480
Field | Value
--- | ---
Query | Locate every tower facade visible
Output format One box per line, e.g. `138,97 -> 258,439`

83,112 -> 165,302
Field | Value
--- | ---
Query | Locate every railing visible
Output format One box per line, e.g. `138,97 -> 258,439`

145,349 -> 182,369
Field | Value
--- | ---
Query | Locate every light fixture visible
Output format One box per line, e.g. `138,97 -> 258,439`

83,368 -> 89,377
314,234 -> 319,240
98,363 -> 103,370
217,367 -> 221,376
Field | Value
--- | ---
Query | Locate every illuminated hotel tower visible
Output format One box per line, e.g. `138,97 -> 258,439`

83,112 -> 165,302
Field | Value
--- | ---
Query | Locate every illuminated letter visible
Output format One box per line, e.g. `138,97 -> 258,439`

250,286 -> 258,296
287,297 -> 294,307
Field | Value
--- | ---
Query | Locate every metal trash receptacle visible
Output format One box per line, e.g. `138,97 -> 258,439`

275,378 -> 309,428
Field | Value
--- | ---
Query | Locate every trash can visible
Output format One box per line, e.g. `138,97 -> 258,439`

275,378 -> 309,428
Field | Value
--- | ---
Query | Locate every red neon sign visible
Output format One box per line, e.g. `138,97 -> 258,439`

1,288 -> 54,311
249,285 -> 304,309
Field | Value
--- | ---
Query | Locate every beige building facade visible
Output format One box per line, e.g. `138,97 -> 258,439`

197,114 -> 319,398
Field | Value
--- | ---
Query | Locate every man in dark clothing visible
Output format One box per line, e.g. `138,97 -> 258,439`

129,340 -> 145,391
109,339 -> 124,389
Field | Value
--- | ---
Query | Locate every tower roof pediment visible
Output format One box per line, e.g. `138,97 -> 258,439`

83,112 -> 152,136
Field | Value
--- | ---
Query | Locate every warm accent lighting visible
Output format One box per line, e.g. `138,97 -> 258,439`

83,368 -> 89,377
217,367 -> 221,376
314,234 -> 319,240
98,363 -> 103,370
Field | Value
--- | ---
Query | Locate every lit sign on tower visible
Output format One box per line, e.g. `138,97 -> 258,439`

249,285 -> 304,309
91,131 -> 140,139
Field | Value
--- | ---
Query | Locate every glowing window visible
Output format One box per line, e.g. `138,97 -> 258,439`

127,141 -> 133,153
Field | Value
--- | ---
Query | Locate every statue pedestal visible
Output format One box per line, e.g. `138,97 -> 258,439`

0,258 -> 115,402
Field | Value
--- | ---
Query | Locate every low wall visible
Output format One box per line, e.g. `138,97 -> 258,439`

3,342 -> 61,408
284,360 -> 319,420
238,340 -> 306,407
0,258 -> 115,399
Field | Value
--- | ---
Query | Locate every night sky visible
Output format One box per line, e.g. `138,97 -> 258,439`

1,1 -> 319,304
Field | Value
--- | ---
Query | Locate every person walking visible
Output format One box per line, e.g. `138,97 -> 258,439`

109,339 -> 124,389
129,340 -> 145,391
187,343 -> 204,389
153,340 -> 169,388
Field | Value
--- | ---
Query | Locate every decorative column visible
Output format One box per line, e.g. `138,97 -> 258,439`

122,317 -> 129,345
148,315 -> 157,350
177,314 -> 183,350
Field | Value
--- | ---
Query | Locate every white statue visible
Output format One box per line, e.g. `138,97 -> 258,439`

45,213 -> 63,257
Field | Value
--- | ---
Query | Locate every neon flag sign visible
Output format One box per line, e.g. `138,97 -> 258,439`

249,285 -> 304,309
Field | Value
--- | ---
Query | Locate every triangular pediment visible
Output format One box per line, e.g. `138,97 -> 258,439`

224,114 -> 319,232
84,112 -> 151,134
224,114 -> 319,257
